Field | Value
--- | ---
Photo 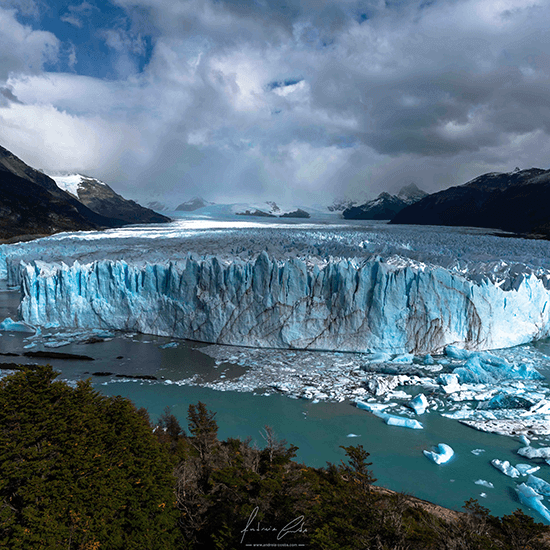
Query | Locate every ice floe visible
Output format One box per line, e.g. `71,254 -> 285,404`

423,443 -> 454,464
491,459 -> 520,478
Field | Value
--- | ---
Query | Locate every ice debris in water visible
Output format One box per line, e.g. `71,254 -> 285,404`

491,459 -> 520,478
471,449 -> 486,456
516,464 -> 540,476
346,434 -> 360,438
452,352 -> 543,384
527,475 -> 550,497
475,479 -> 494,488
408,393 -> 428,415
423,443 -> 454,464
518,447 -> 550,459
516,483 -> 550,523
0,317 -> 35,333
356,401 -> 423,429
519,435 -> 531,446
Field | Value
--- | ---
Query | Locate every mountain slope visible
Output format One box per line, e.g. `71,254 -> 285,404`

0,145 -> 135,240
343,184 -> 428,220
52,174 -> 170,225
391,168 -> 550,237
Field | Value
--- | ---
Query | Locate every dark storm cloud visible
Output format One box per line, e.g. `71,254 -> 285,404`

2,0 -> 550,204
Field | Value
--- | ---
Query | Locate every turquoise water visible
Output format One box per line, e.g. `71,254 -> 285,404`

0,283 -> 548,522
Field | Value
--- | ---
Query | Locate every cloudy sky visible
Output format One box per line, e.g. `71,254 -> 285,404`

0,0 -> 549,206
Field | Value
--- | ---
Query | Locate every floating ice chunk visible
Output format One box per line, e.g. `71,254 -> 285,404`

391,354 -> 414,364
423,443 -> 454,464
438,373 -> 461,393
356,400 -> 423,429
480,493 -> 487,498
491,459 -> 520,478
453,353 -> 543,385
159,342 -> 178,349
527,475 -> 550,497
384,415 -> 424,429
423,354 -> 434,365
516,464 -> 541,476
518,446 -> 550,459
519,435 -> 531,447
475,479 -> 494,488
445,346 -> 472,360
471,449 -> 485,456
346,434 -> 360,438
408,393 -> 428,415
0,317 -> 35,333
485,393 -> 534,410
368,352 -> 391,363
516,483 -> 550,523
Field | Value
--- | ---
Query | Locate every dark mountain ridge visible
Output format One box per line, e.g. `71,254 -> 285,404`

391,168 -> 550,237
343,183 -> 428,220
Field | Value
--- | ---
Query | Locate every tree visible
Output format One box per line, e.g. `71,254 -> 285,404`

0,365 -> 180,549
187,402 -> 218,461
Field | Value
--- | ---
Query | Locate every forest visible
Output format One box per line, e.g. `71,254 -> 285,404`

0,364 -> 548,549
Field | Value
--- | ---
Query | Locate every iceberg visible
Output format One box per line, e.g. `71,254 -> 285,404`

423,443 -> 454,464
356,400 -> 423,429
453,354 -> 543,384
491,459 -> 520,478
516,464 -> 541,476
527,475 -> 550,497
516,483 -> 550,523
518,447 -> 550,459
474,479 -> 494,488
408,393 -> 429,414
14,245 -> 550,353
384,415 -> 424,429
0,317 -> 36,333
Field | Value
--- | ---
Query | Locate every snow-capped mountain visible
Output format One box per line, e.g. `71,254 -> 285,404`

343,184 -> 427,220
52,174 -> 170,225
391,168 -> 550,237
0,144 -> 128,240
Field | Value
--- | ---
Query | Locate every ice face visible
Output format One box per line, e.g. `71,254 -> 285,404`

4,219 -> 550,354
423,443 -> 454,464
15,252 -> 550,354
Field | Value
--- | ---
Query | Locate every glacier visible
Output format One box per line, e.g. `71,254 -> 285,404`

3,219 -> 550,353
12,251 -> 550,354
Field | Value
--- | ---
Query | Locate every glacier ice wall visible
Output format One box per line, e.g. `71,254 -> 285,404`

18,252 -> 550,353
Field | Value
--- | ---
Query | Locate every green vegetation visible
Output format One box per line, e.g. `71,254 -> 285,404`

0,365 -> 549,549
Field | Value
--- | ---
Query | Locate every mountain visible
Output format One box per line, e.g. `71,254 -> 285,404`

146,201 -> 169,212
0,145 -> 128,241
343,184 -> 428,220
390,168 -> 550,237
51,174 -> 170,225
327,198 -> 357,213
176,197 -> 213,211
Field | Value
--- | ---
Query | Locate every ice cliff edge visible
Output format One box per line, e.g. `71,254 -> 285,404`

17,252 -> 550,354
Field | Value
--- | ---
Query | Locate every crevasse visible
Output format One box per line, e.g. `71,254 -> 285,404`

17,251 -> 550,353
